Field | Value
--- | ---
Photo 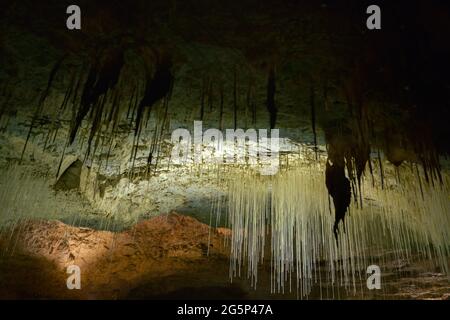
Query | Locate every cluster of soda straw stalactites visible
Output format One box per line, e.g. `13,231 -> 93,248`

220,159 -> 449,297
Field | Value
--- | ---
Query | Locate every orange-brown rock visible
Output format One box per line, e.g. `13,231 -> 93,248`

0,213 -> 235,299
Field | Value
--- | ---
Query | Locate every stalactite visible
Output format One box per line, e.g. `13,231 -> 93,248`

51,122 -> 60,144
415,163 -> 424,199
104,134 -> 114,171
323,79 -> 330,111
69,48 -> 124,144
42,126 -> 52,152
146,119 -> 159,177
224,163 -> 449,297
126,86 -> 136,120
325,159 -> 351,241
110,92 -> 122,133
43,71 -> 77,151
107,90 -> 120,125
55,142 -> 68,179
208,79 -> 214,112
310,83 -> 318,159
71,66 -> 84,109
154,95 -> 170,172
200,76 -> 205,120
0,89 -> 12,123
59,72 -> 76,112
130,119 -> 144,179
233,66 -> 238,130
377,149 -> 384,189
86,91 -> 108,158
94,132 -> 108,177
219,82 -> 224,131
247,77 -> 256,126
20,55 -> 66,163
134,53 -> 173,137
129,83 -> 140,127
267,65 -> 277,129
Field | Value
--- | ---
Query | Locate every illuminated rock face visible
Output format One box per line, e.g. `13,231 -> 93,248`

0,213 -> 232,299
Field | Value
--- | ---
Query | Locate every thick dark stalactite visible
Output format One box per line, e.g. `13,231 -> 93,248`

325,159 -> 351,241
69,48 -> 124,144
324,124 -> 362,238
134,53 -> 174,136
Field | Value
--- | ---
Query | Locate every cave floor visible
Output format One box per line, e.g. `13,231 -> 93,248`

0,214 -> 448,300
